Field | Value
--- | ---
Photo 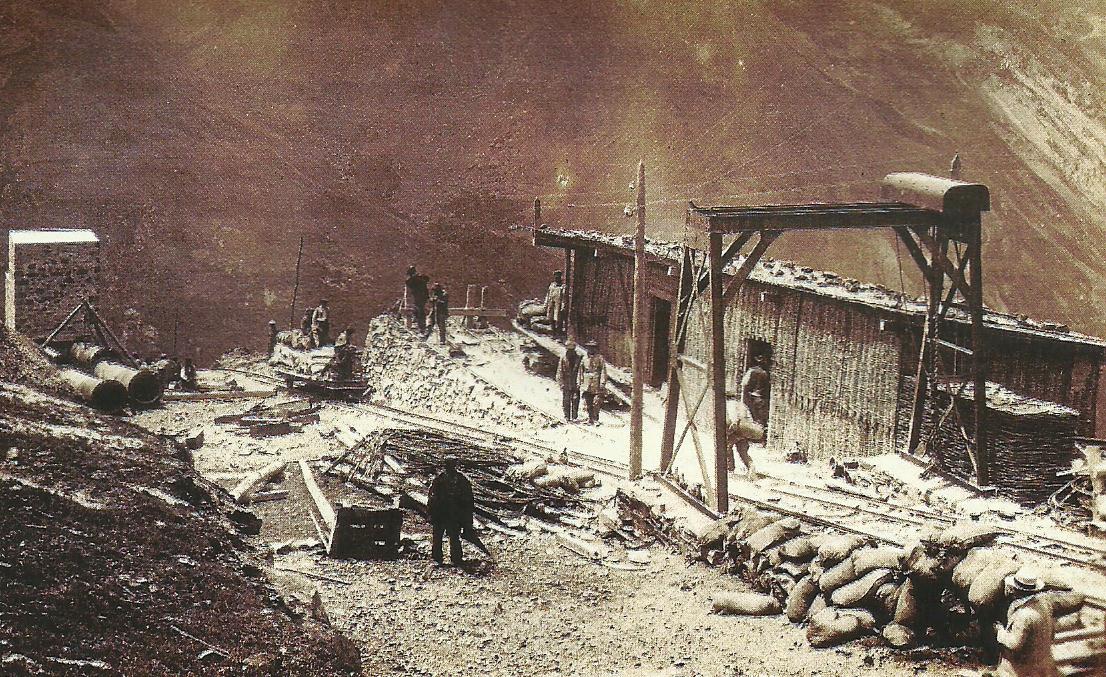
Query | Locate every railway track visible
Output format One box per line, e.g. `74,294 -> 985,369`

209,366 -> 1106,573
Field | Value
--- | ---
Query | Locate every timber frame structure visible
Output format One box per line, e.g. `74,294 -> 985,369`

658,172 -> 992,512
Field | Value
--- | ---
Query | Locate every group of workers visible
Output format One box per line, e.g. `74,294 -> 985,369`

405,266 -> 451,344
151,354 -> 198,391
554,338 -> 608,424
297,299 -> 332,348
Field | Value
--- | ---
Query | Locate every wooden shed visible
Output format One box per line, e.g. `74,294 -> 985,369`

534,227 -> 1106,461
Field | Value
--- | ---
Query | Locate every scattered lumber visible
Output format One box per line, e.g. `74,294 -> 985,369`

231,460 -> 287,505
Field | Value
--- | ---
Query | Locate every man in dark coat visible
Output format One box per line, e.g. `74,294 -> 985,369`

405,266 -> 430,334
555,338 -> 582,421
427,456 -> 474,565
428,283 -> 449,344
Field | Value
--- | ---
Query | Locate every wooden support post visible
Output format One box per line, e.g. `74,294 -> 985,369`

563,248 -> 572,336
905,232 -> 943,457
709,231 -> 729,513
660,246 -> 693,470
534,198 -> 541,228
629,160 -> 646,480
289,235 -> 304,330
968,220 -> 989,486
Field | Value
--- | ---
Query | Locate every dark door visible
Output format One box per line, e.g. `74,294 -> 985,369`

650,298 -> 671,387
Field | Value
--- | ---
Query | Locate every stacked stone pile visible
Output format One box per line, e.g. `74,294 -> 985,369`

700,507 -> 1085,651
361,316 -> 556,431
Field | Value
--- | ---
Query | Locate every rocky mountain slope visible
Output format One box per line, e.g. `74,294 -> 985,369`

1,0 -> 1104,360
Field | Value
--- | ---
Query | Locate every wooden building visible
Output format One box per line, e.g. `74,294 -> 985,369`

535,227 -> 1106,460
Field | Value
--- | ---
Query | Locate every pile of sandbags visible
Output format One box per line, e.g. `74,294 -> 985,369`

270,342 -> 334,376
702,508 -> 1072,653
509,458 -> 597,494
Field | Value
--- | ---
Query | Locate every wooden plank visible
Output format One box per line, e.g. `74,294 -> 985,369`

161,389 -> 276,401
679,382 -> 715,508
231,460 -> 287,505
709,232 -> 729,513
692,201 -> 942,233
448,307 -> 508,318
630,159 -> 647,480
661,245 -> 694,470
299,460 -> 337,532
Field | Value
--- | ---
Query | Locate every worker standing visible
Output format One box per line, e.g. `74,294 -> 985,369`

578,341 -> 606,424
405,266 -> 431,334
179,358 -> 198,391
427,456 -> 475,565
300,310 -> 314,348
429,283 -> 449,344
545,270 -> 566,335
556,339 -> 582,422
740,353 -> 771,426
994,572 -> 1084,677
311,299 -> 330,347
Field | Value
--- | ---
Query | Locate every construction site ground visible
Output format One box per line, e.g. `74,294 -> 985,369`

117,319 -> 1105,674
134,390 -> 971,676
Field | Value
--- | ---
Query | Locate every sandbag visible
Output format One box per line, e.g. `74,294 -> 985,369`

819,556 -> 857,593
902,542 -> 948,582
786,575 -> 820,623
816,535 -> 868,566
806,608 -> 865,648
777,561 -> 810,580
511,459 -> 548,480
875,582 -> 901,618
712,592 -> 781,616
559,468 -> 596,488
952,547 -> 1008,592
839,608 -> 877,632
731,512 -> 775,542
699,517 -> 736,550
893,578 -> 919,627
882,622 -> 917,649
852,547 -> 903,577
831,568 -> 895,609
967,559 -> 1020,609
938,522 -> 1000,551
777,535 -> 818,563
747,518 -> 802,555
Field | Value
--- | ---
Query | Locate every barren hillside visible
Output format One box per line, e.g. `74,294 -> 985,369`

1,0 -> 1104,360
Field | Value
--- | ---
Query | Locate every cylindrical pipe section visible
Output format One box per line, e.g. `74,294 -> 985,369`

92,361 -> 162,406
58,368 -> 128,411
70,341 -> 163,406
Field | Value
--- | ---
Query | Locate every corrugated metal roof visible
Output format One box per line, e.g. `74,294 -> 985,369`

536,226 -> 1106,349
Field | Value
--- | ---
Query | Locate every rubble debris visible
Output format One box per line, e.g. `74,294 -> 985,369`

328,428 -> 586,527
360,316 -> 556,431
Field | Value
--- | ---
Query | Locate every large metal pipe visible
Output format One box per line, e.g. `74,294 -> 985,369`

58,368 -> 128,411
70,342 -> 163,406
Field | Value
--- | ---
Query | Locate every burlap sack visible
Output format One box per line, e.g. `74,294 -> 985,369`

786,575 -> 820,623
699,517 -> 735,550
881,622 -> 917,649
938,522 -> 1000,552
967,559 -> 1020,609
875,581 -> 901,618
748,518 -> 802,555
893,578 -> 919,627
731,512 -> 776,542
952,547 -> 1009,593
852,547 -> 904,577
830,568 -> 895,608
512,459 -> 548,479
806,608 -> 866,648
777,535 -> 818,564
712,592 -> 781,616
777,561 -> 810,580
819,556 -> 857,593
839,608 -> 877,631
816,535 -> 868,566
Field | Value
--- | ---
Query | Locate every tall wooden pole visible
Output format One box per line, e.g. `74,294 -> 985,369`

289,235 -> 305,329
534,198 -> 541,229
968,218 -> 989,486
709,231 -> 729,513
629,160 -> 646,479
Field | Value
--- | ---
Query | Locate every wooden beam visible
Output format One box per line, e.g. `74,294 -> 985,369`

696,231 -> 754,294
672,381 -> 711,470
905,230 -> 945,456
661,246 -> 695,469
893,227 -> 930,276
630,160 -> 647,480
679,381 -> 715,507
911,227 -> 974,302
231,460 -> 287,505
967,225 -> 990,486
693,202 -> 942,234
709,232 -> 729,513
722,230 -> 780,303
447,307 -> 508,318
299,459 -> 337,534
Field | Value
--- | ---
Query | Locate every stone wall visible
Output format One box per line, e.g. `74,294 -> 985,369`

5,239 -> 100,340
